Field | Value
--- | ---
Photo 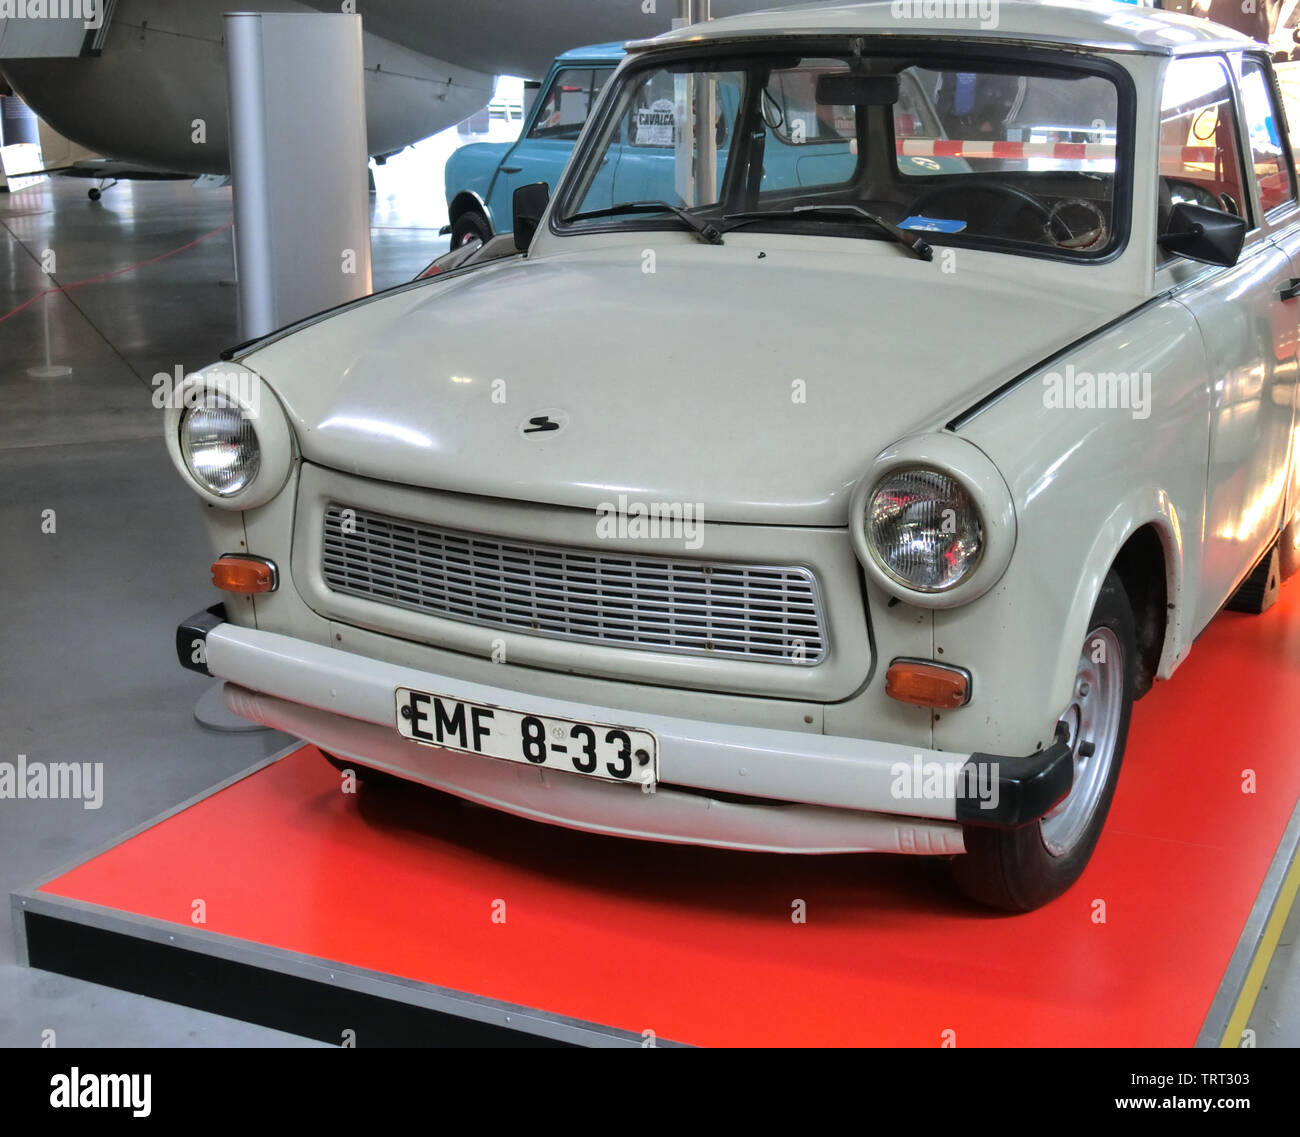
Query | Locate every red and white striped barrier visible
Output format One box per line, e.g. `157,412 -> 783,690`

896,138 -> 1116,160
893,139 -> 1224,165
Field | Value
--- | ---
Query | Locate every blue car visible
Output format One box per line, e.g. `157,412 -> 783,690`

445,44 -> 627,248
444,42 -> 965,248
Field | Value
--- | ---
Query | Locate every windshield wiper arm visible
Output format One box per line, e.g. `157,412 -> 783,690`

723,204 -> 933,261
565,201 -> 725,245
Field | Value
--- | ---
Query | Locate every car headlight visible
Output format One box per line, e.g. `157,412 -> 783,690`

163,365 -> 293,510
866,467 -> 984,592
850,434 -> 1016,609
179,392 -> 261,498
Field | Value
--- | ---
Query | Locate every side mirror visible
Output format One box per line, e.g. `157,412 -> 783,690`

513,182 -> 550,252
1158,201 -> 1246,268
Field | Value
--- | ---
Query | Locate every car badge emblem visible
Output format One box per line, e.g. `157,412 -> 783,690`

520,410 -> 569,437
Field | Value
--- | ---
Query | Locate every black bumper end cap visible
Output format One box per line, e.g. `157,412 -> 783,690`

176,604 -> 227,677
955,727 -> 1074,828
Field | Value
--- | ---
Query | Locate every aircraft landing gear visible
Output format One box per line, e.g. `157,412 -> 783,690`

88,178 -> 118,202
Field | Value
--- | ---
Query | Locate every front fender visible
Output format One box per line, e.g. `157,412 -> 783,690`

1072,490 -> 1189,682
444,143 -> 512,223
928,295 -> 1210,756
930,490 -> 1190,758
1045,489 -> 1188,726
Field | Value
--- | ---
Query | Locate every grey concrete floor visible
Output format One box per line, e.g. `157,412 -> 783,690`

1,172 -> 1297,1048
0,175 -> 447,1046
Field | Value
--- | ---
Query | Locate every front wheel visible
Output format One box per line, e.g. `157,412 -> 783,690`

451,210 -> 491,250
952,571 -> 1136,911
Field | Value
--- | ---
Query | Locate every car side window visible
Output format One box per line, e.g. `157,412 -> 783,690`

623,71 -> 733,151
1157,56 -> 1251,259
626,70 -> 682,149
758,59 -> 860,193
527,68 -> 615,142
1239,56 -> 1296,216
762,63 -> 857,146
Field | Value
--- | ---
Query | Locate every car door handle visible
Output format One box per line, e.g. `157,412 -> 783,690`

500,165 -> 523,174
1278,278 -> 1300,301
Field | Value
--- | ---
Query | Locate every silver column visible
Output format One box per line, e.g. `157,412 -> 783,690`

225,12 -> 373,340
674,0 -> 715,207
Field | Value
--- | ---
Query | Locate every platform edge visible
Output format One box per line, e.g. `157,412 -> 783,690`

17,744 -> 297,893
15,890 -> 685,1048
11,890 -> 30,966
1195,787 -> 1300,1048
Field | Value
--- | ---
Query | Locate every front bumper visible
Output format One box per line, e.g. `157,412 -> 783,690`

180,611 -> 1073,854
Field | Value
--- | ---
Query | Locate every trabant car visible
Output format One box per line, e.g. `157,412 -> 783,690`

171,1 -> 1300,910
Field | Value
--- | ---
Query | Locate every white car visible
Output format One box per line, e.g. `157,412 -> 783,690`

168,1 -> 1300,910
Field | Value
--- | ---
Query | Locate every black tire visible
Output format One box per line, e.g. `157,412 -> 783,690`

320,750 -> 402,789
451,210 -> 491,249
88,187 -> 101,202
952,570 -> 1136,912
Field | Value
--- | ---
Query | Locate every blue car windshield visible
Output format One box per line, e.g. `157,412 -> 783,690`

554,46 -> 1126,258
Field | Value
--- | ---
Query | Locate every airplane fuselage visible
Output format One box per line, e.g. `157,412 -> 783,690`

0,0 -> 803,175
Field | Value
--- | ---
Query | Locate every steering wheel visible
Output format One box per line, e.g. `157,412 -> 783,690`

910,180 -> 1076,246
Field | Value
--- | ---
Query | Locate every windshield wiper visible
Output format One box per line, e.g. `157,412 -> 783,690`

723,204 -> 933,261
565,201 -> 725,245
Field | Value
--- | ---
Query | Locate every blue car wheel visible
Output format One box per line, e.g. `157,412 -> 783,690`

452,210 -> 492,249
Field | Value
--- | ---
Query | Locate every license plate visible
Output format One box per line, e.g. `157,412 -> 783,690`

394,688 -> 658,787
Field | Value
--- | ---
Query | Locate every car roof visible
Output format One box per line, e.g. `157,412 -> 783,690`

556,42 -> 627,63
628,0 -> 1255,57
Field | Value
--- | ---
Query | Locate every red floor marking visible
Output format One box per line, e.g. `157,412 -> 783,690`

0,222 -> 234,326
41,587 -> 1300,1046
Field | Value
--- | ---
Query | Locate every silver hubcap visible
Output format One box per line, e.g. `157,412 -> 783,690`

1039,626 -> 1124,858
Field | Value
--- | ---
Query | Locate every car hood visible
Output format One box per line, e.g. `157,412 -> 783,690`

244,242 -> 1135,526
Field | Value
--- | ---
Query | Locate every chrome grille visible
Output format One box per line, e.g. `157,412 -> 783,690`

320,504 -> 827,665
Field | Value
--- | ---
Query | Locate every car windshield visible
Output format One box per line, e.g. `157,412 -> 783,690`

555,46 -> 1126,258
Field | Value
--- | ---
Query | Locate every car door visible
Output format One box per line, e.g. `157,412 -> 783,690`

489,63 -> 618,221
1239,52 -> 1300,544
1160,54 -> 1300,628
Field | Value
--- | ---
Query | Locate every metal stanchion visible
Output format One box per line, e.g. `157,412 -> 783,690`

26,291 -> 72,378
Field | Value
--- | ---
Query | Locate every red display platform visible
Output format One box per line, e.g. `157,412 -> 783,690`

16,589 -> 1300,1047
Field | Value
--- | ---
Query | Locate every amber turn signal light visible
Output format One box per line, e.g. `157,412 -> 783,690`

211,555 -> 278,595
885,659 -> 971,709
